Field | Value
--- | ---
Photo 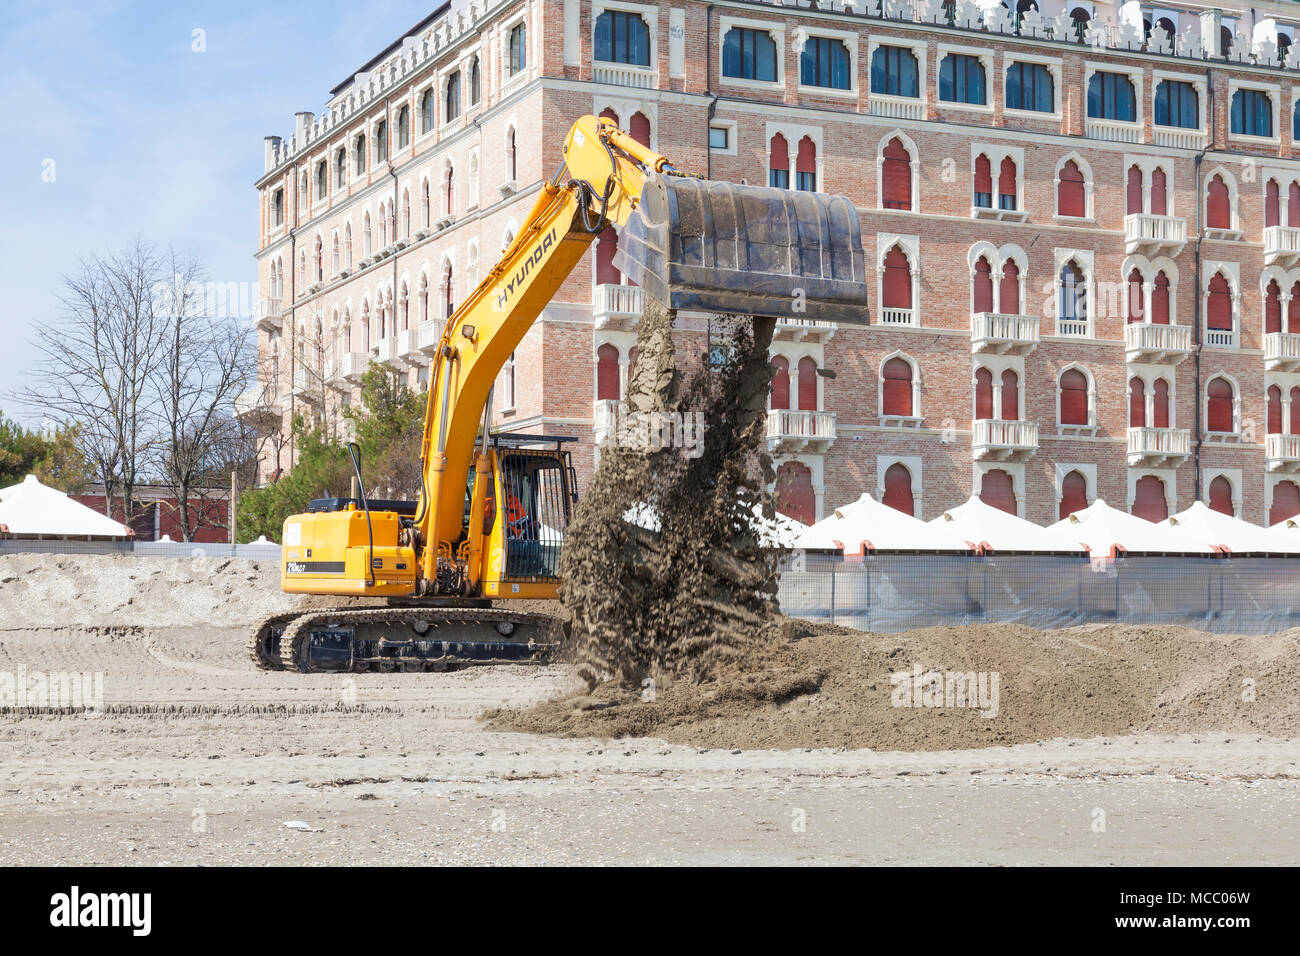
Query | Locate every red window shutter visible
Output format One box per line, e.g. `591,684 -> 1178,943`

1126,165 -> 1143,215
1059,470 -> 1088,521
797,356 -> 817,411
1133,476 -> 1168,522
1151,272 -> 1170,324
1268,385 -> 1283,434
882,463 -> 915,517
1129,378 -> 1146,427
796,136 -> 816,172
973,257 -> 993,313
1207,378 -> 1233,433
600,107 -> 619,125
1000,260 -> 1020,314
1206,273 -> 1232,330
770,355 -> 790,410
1153,378 -> 1170,428
1291,386 -> 1300,434
1266,179 -> 1281,228
882,357 -> 913,416
1126,268 -> 1144,323
979,469 -> 1016,515
998,157 -> 1017,202
1058,161 -> 1085,217
1266,280 -> 1282,334
596,344 -> 620,400
1290,281 -> 1300,333
1150,167 -> 1167,215
974,154 -> 992,195
974,367 -> 993,421
882,246 -> 912,308
1060,369 -> 1088,425
770,133 -> 789,178
1207,175 -> 1230,229
629,112 -> 651,148
882,138 -> 912,210
1208,476 -> 1234,516
595,226 -> 621,285
775,462 -> 815,525
1270,480 -> 1300,525
1290,183 -> 1300,228
1001,369 -> 1019,420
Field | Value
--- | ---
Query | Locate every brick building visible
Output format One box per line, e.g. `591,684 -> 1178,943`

242,0 -> 1300,528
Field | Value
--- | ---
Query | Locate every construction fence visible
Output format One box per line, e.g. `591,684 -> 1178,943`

775,552 -> 1300,636
0,539 -> 280,560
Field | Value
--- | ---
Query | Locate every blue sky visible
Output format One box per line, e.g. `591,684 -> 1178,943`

0,0 -> 435,425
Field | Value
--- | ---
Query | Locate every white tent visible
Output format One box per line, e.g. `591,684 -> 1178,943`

1166,501 -> 1282,554
1266,517 -> 1300,554
793,493 -> 970,553
929,496 -> 1086,554
1046,498 -> 1209,556
0,474 -> 131,539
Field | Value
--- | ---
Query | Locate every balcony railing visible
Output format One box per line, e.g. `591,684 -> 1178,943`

1127,426 -> 1190,467
592,283 -> 644,331
774,317 -> 838,343
1057,318 -> 1090,338
868,93 -> 923,120
1152,126 -> 1206,150
291,366 -> 322,402
592,61 -> 655,89
593,399 -> 619,445
329,351 -> 368,386
879,307 -> 915,327
765,408 -> 836,451
233,386 -> 281,426
1264,331 -> 1300,372
400,326 -> 427,366
970,312 -> 1039,355
1085,118 -> 1141,144
375,334 -> 402,367
1123,323 -> 1192,364
1205,328 -> 1237,348
971,419 -> 1038,461
1124,213 -> 1187,256
256,297 -> 282,333
1264,225 -> 1300,267
1267,434 -> 1300,472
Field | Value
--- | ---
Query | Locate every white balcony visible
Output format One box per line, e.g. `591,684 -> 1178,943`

1264,226 -> 1300,268
375,334 -> 403,369
400,326 -> 427,367
1268,434 -> 1300,472
878,307 -> 915,327
1152,126 -> 1206,150
868,93 -> 923,120
773,317 -> 837,344
1085,118 -> 1141,144
970,312 -> 1039,356
256,297 -> 282,333
766,408 -> 836,453
416,318 -> 443,355
233,386 -> 281,429
1264,332 -> 1300,372
291,366 -> 322,402
592,283 -> 644,331
593,399 -> 619,446
1124,323 -> 1192,365
972,419 -> 1038,462
592,61 -> 655,89
327,352 -> 368,388
1124,213 -> 1187,256
1205,328 -> 1237,349
1056,318 -> 1090,338
1127,426 -> 1190,468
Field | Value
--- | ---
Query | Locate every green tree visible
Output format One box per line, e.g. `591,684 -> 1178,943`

0,412 -> 93,492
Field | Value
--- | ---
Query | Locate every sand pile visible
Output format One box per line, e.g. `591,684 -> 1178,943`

489,619 -> 1300,750
0,553 -> 295,629
559,302 -> 781,687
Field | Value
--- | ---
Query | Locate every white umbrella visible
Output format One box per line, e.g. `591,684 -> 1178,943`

929,496 -> 1085,554
0,475 -> 132,538
793,493 -> 970,554
1166,501 -> 1280,554
1045,498 -> 1210,556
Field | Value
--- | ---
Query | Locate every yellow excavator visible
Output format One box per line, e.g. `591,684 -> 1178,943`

249,115 -> 867,673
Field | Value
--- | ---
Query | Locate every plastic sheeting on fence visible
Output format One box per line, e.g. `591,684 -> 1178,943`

775,551 -> 1300,635
0,538 -> 280,559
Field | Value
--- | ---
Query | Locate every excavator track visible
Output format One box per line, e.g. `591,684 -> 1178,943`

253,605 -> 560,674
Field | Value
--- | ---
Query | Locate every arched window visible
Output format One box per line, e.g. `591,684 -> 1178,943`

795,137 -> 816,192
1271,480 -> 1300,525
1126,267 -> 1144,323
363,212 -> 372,256
596,343 -> 620,400
1291,386 -> 1300,434
973,256 -> 993,313
1206,272 -> 1233,334
1152,378 -> 1170,428
881,137 -> 912,210
399,282 -> 409,331
1150,167 -> 1167,215
1000,260 -> 1021,313
505,127 -> 517,182
722,27 -> 777,82
1058,260 -> 1087,331
468,55 -> 481,105
420,88 -> 434,135
595,10 -> 650,66
939,53 -> 985,105
444,73 -> 461,124
1059,470 -> 1088,520
882,357 -> 913,416
374,119 -> 388,164
331,234 -> 340,274
396,104 -> 410,149
1133,476 -> 1168,522
774,461 -> 815,525
801,36 -> 851,90
882,245 -> 912,309
401,189 -> 411,237
441,261 -> 455,319
334,148 -> 346,189
980,469 -> 1016,515
974,367 -> 993,421
768,133 -> 789,189
1129,377 -> 1146,427
1060,369 -> 1089,425
1269,385 -> 1283,435
1057,160 -> 1086,217
1151,271 -> 1171,324
1126,165 -> 1143,215
418,273 -> 428,325
420,179 -> 430,228
770,355 -> 790,410
1087,71 -> 1136,121
1206,174 -> 1231,229
870,45 -> 919,97
998,157 -> 1017,211
1006,61 -> 1053,113
1208,476 -> 1235,516
973,154 -> 992,209
1230,89 -> 1272,137
444,165 -> 455,217
1206,377 -> 1234,433
1267,179 -> 1281,227
1154,79 -> 1198,129
629,112 -> 651,148
882,463 -> 915,517
313,237 -> 323,282
1290,280 -> 1300,333
508,22 -> 527,76
1266,278 -> 1282,333
1001,369 -> 1019,420
353,134 -> 367,175
314,161 -> 327,201
797,356 -> 818,410
595,226 -> 620,285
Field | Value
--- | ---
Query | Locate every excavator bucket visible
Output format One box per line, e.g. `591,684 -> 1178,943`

613,173 -> 869,324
